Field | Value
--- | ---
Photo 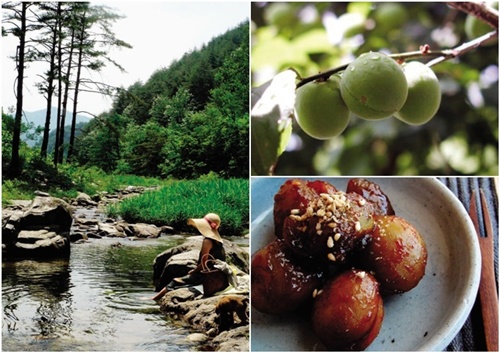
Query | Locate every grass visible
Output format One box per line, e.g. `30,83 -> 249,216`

2,162 -> 249,236
2,164 -> 164,206
108,178 -> 249,236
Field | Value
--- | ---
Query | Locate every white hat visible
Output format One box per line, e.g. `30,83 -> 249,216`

187,213 -> 223,243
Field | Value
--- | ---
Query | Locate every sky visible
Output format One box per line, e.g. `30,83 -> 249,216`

1,1 -> 249,117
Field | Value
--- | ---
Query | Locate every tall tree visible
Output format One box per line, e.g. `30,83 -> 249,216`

32,2 -> 62,158
2,2 -> 32,177
53,3 -> 64,166
56,3 -> 78,165
67,4 -> 131,161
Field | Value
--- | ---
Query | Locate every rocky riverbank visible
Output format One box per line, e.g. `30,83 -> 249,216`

2,186 -> 250,351
153,236 -> 249,351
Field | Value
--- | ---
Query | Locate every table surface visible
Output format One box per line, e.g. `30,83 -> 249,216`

439,178 -> 498,351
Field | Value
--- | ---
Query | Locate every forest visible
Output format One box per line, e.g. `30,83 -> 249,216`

2,2 -> 249,190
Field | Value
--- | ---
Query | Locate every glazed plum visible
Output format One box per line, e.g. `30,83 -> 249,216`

312,269 -> 383,350
282,191 -> 375,265
347,178 -> 395,216
251,239 -> 323,314
351,299 -> 384,351
362,215 -> 427,295
273,179 -> 338,238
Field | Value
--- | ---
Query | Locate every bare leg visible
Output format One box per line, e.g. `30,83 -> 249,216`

151,286 -> 168,301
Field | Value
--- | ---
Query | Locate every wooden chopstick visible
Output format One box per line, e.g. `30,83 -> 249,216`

469,189 -> 499,351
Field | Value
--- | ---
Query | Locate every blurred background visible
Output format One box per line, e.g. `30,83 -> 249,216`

251,2 -> 498,176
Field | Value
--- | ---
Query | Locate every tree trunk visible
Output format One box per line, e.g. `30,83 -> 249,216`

57,26 -> 76,164
67,9 -> 87,162
40,5 -> 60,159
53,12 -> 64,167
10,3 -> 28,178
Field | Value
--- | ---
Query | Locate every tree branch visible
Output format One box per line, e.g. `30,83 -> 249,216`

426,29 -> 498,66
447,1 -> 499,29
296,49 -> 446,88
296,22 -> 498,88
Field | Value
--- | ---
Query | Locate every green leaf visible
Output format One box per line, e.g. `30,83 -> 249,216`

292,28 -> 334,54
347,2 -> 373,16
251,70 -> 297,175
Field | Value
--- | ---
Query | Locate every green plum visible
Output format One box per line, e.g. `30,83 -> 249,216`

373,3 -> 408,31
395,61 -> 441,126
294,76 -> 351,140
340,52 -> 408,120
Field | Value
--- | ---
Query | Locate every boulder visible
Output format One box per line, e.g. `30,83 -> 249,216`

123,223 -> 162,238
74,192 -> 98,207
152,236 -> 249,291
159,288 -> 249,351
97,222 -> 125,237
212,325 -> 249,352
155,249 -> 199,290
19,196 -> 73,232
11,233 -> 70,258
2,196 -> 73,259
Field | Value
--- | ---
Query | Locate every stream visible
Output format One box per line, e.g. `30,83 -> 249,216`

2,236 -> 205,351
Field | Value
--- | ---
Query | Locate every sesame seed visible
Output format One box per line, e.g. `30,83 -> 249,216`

317,230 -> 323,235
355,221 -> 361,232
290,209 -> 300,215
312,288 -> 318,298
334,233 -> 341,241
356,271 -> 366,279
327,222 -> 336,228
316,222 -> 322,230
327,253 -> 336,262
317,209 -> 325,217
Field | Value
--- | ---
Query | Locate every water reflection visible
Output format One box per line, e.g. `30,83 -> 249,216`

2,237 -> 199,351
3,259 -> 73,340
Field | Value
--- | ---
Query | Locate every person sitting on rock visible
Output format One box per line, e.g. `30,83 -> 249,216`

150,213 -> 227,301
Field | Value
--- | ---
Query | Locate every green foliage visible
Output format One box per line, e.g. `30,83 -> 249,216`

73,21 -> 249,179
2,155 -> 164,205
2,112 -> 14,171
119,22 -> 248,123
2,179 -> 36,205
112,178 -> 249,236
252,2 -> 498,176
149,87 -> 194,125
75,113 -> 127,172
119,121 -> 168,176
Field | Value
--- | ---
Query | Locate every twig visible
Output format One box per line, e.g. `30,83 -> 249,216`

427,29 -> 498,67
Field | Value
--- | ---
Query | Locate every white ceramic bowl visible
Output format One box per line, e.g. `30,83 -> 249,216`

250,177 -> 480,351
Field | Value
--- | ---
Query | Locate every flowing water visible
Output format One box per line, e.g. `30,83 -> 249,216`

2,236 -> 206,351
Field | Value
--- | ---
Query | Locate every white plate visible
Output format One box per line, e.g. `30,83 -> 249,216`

250,177 -> 480,351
